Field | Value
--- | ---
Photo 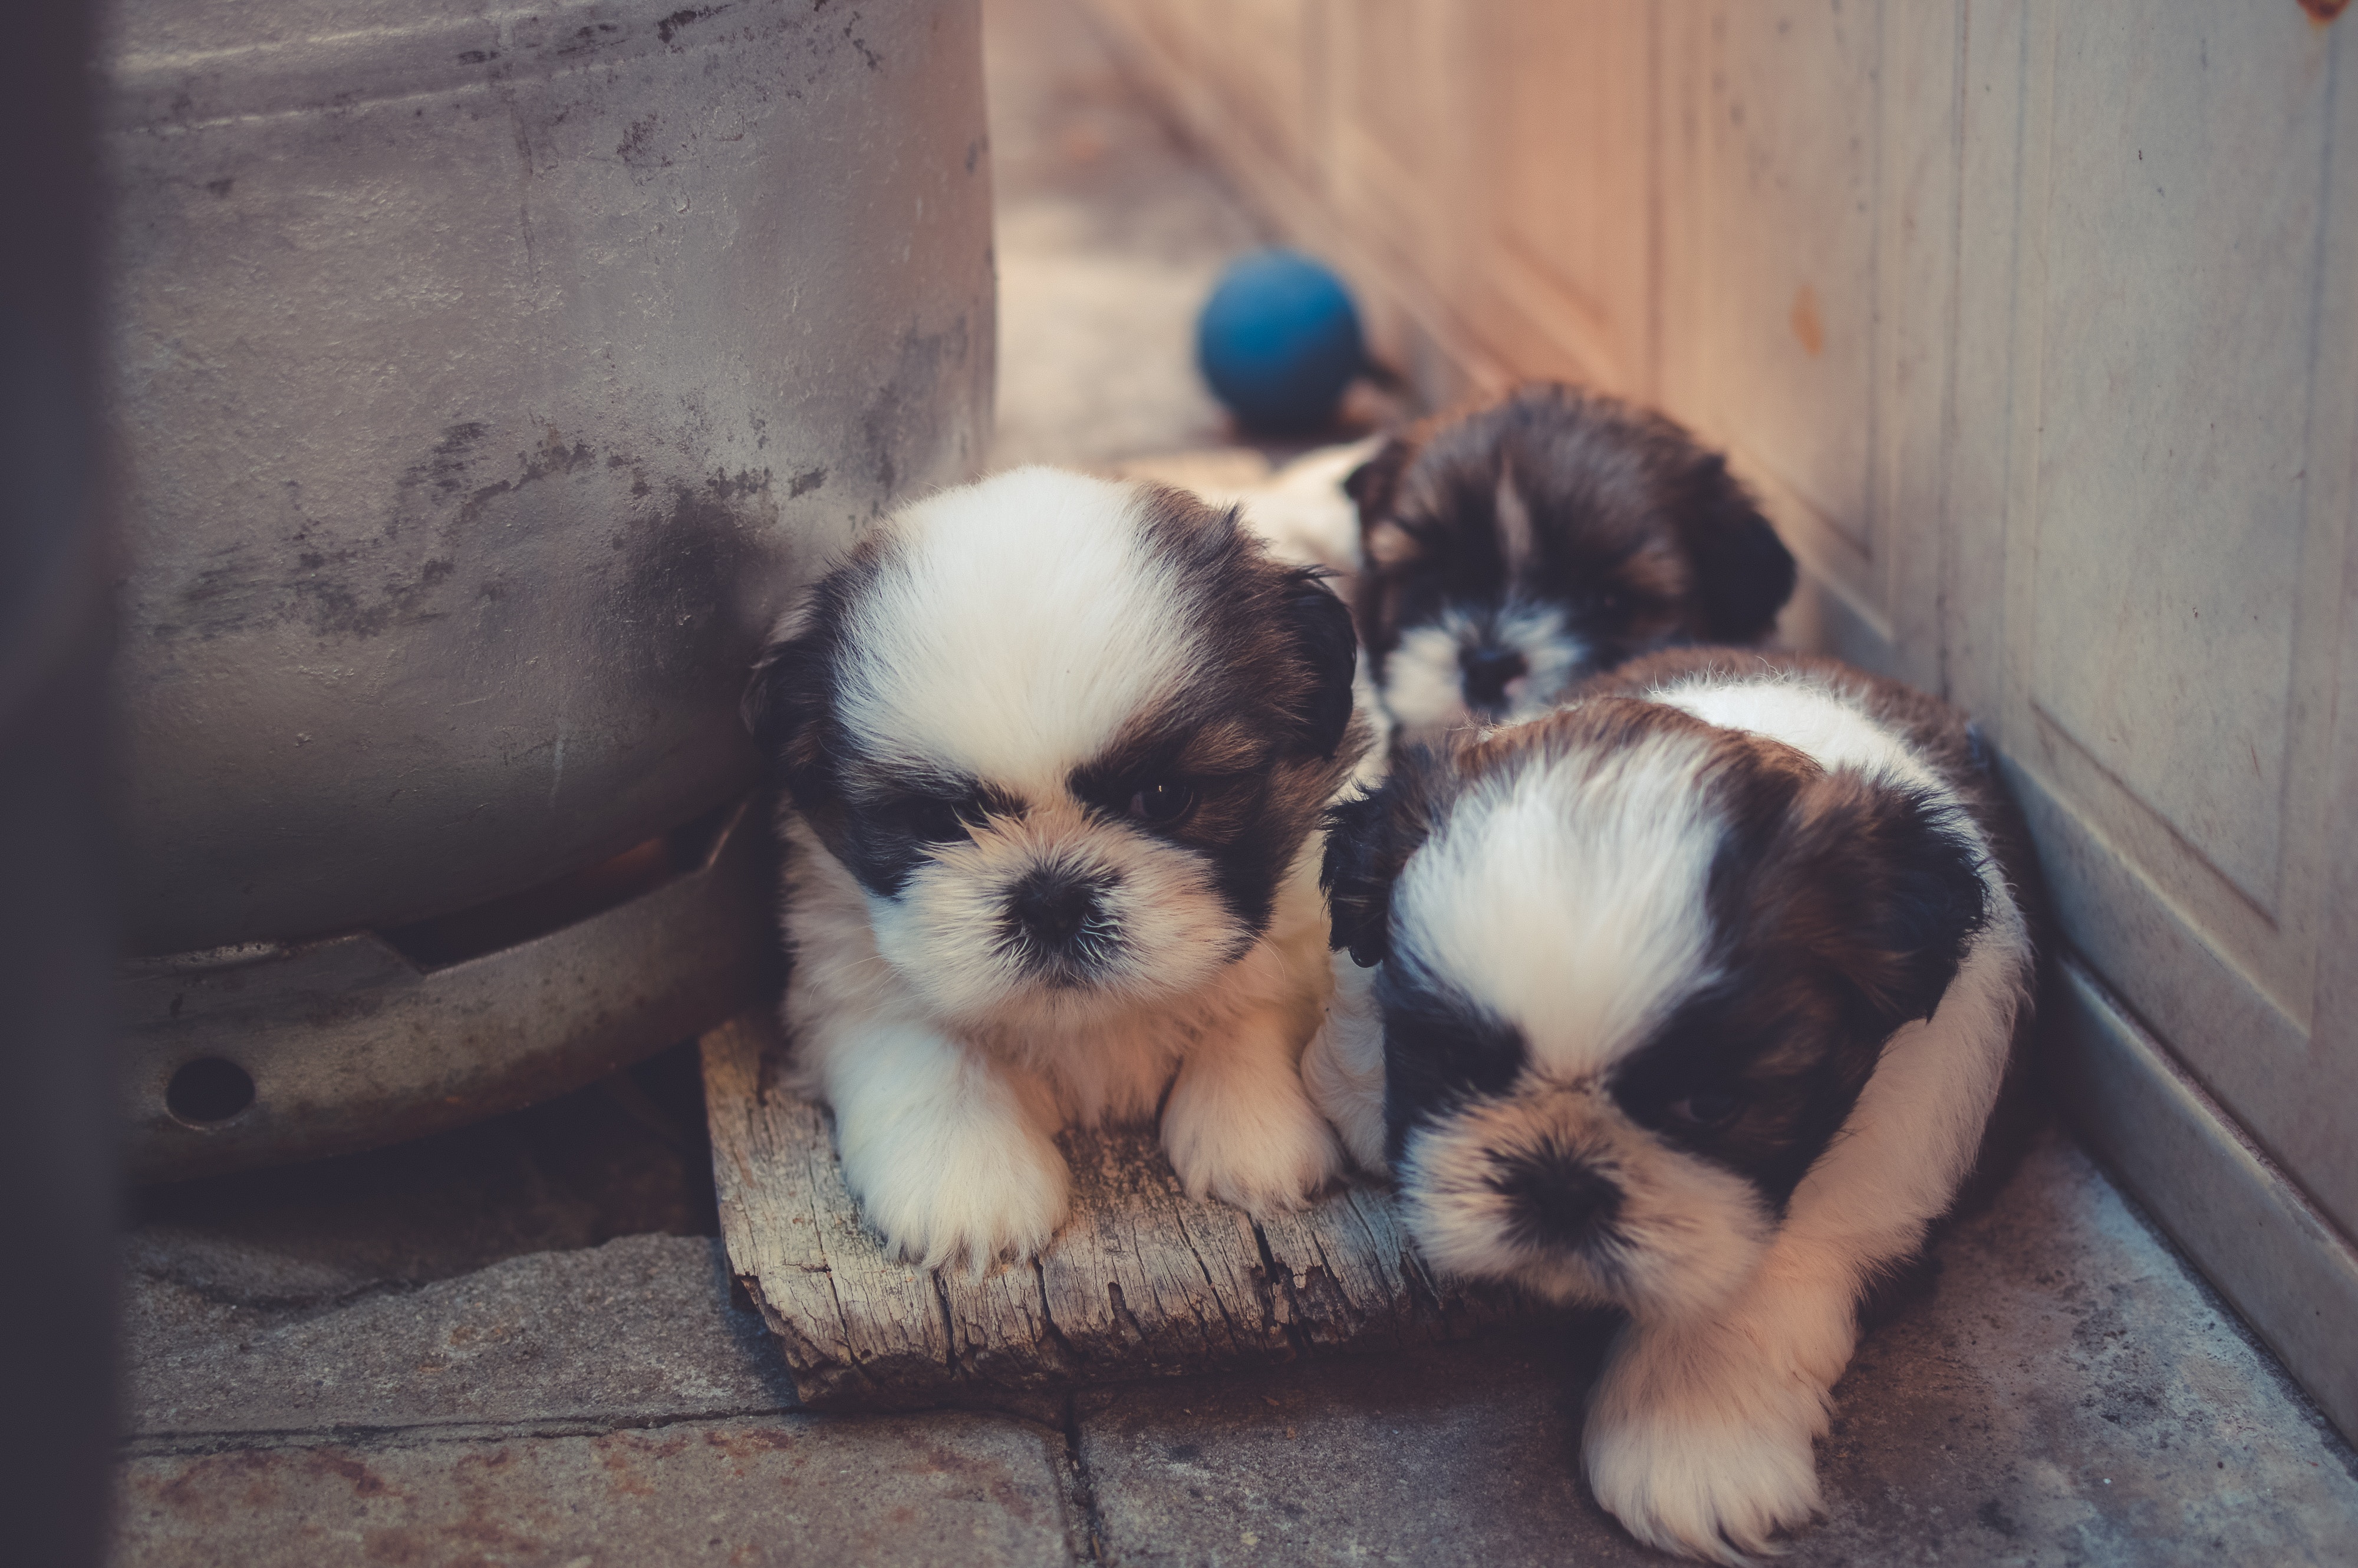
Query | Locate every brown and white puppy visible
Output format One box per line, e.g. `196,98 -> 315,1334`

1347,385 -> 1796,752
743,467 -> 1368,1270
1308,650 -> 2035,1562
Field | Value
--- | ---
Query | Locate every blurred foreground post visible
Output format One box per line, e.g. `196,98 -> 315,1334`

0,0 -> 119,1562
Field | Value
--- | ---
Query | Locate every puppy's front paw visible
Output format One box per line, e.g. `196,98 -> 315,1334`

1583,1321 -> 1832,1565
841,1114 -> 1071,1272
1162,1065 -> 1343,1216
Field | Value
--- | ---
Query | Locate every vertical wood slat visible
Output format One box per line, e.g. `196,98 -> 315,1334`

703,1013 -> 1535,1408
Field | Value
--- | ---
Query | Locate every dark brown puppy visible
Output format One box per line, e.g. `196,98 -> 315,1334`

1346,384 -> 1796,750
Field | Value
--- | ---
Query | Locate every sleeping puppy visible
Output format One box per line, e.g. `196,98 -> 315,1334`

1309,649 -> 2035,1562
743,467 -> 1368,1269
1346,384 -> 1797,752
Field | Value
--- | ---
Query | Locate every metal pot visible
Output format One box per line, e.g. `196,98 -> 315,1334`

101,0 -> 993,1178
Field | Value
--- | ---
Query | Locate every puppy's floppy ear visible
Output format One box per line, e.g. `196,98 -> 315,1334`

740,587 -> 845,808
1677,453 -> 1797,643
1322,746 -> 1450,966
1770,773 -> 1990,1035
1279,568 -> 1359,757
1323,791 -> 1397,967
1343,435 -> 1415,529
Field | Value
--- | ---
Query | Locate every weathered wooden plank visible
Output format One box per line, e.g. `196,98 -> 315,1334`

1255,1185 -> 1522,1351
704,1012 -> 1543,1409
700,1019 -> 867,1401
1256,1196 -> 1399,1349
1035,1124 -> 1290,1379
702,1018 -> 949,1402
936,1264 -> 1073,1391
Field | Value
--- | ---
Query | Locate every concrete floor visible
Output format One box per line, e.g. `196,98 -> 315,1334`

110,0 -> 2358,1563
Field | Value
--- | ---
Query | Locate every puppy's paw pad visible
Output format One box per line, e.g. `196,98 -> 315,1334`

1163,1080 -> 1344,1216
848,1129 -> 1071,1271
1585,1377 -> 1820,1556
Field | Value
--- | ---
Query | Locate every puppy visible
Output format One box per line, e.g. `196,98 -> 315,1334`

742,466 -> 1368,1269
1310,648 -> 2035,1563
1346,384 -> 1797,751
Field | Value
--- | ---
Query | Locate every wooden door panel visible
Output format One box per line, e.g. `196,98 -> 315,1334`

2027,6 -> 2330,914
1216,0 -> 1326,186
1994,5 -> 2355,1232
1697,2 -> 1885,571
1471,1 -> 1657,394
1327,0 -> 1454,309
1869,3 -> 1969,696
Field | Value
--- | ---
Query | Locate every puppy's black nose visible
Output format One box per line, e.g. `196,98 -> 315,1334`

1009,874 -> 1098,951
1491,1155 -> 1621,1249
1460,645 -> 1529,713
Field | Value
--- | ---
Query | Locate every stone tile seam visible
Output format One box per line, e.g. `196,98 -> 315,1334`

126,1234 -> 739,1323
121,1402 -> 1073,1460
1058,1390 -> 1109,1566
126,1271 -> 439,1324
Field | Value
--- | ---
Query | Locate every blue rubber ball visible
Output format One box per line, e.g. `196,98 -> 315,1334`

1196,250 -> 1365,432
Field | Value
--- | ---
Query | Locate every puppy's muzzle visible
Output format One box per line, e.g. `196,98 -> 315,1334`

1488,1148 -> 1622,1251
1009,870 -> 1101,949
1458,644 -> 1528,715
1002,866 -> 1119,978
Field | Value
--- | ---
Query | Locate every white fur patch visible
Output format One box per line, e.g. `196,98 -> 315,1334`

1381,600 -> 1592,746
1225,436 -> 1379,577
1654,671 -> 1936,796
1301,954 -> 1387,1172
1381,620 -> 1480,736
836,467 -> 1194,798
1389,728 -> 1721,1081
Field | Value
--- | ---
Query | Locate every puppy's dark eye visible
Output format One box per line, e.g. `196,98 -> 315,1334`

1127,781 -> 1195,825
1667,1089 -> 1743,1128
1594,588 -> 1625,616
